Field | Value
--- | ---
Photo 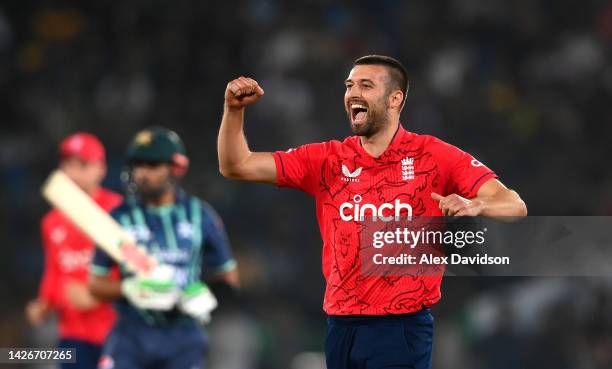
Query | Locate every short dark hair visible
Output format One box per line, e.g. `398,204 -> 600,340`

353,55 -> 409,106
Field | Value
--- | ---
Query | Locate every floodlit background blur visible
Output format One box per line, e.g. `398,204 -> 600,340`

1,0 -> 612,368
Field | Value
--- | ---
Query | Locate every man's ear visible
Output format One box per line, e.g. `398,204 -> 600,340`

171,153 -> 189,177
97,162 -> 108,184
388,90 -> 404,110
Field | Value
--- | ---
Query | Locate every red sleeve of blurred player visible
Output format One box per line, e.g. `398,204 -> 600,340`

38,215 -> 67,310
99,189 -> 123,213
273,143 -> 327,195
436,140 -> 498,198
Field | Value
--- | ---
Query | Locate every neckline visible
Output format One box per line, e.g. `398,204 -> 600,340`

356,123 -> 406,161
129,188 -> 187,212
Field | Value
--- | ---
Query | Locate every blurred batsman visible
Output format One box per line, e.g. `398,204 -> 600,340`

89,127 -> 238,369
26,133 -> 122,369
218,55 -> 527,369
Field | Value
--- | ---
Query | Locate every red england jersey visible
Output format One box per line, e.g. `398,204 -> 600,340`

273,125 -> 497,315
39,187 -> 122,344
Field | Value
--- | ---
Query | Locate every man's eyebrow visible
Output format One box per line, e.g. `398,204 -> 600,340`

345,78 -> 375,84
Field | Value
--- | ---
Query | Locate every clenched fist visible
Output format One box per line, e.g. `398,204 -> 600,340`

225,77 -> 264,110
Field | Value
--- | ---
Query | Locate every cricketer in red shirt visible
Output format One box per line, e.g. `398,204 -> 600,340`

26,133 -> 121,365
273,125 -> 498,314
218,55 -> 527,369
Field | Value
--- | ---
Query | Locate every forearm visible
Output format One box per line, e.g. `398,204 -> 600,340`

217,106 -> 277,183
477,189 -> 527,221
215,268 -> 240,289
88,275 -> 122,301
218,106 -> 252,179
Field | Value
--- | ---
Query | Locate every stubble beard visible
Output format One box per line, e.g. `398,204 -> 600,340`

348,99 -> 390,138
134,177 -> 175,203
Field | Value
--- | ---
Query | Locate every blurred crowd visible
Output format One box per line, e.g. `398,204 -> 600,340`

1,0 -> 611,368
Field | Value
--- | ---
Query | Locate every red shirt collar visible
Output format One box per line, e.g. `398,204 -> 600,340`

354,123 -> 411,162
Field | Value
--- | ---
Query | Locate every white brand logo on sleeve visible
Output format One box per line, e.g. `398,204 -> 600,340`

341,164 -> 362,182
471,159 -> 483,167
339,195 -> 413,221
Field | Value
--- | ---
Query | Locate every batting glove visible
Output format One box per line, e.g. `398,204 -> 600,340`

178,282 -> 218,324
121,264 -> 180,311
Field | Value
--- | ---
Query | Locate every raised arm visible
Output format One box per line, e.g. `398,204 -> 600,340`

218,77 -> 277,184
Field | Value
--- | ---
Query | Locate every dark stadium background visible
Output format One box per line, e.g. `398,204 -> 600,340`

1,0 -> 611,368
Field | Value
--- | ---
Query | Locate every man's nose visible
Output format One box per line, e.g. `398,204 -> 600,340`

346,86 -> 362,100
132,169 -> 145,179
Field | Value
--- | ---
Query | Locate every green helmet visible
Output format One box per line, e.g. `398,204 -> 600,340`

127,126 -> 187,165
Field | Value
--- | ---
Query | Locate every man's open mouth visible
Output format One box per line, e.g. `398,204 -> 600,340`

351,103 -> 368,123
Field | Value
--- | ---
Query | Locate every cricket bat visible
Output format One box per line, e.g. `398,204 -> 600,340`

41,170 -> 157,275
